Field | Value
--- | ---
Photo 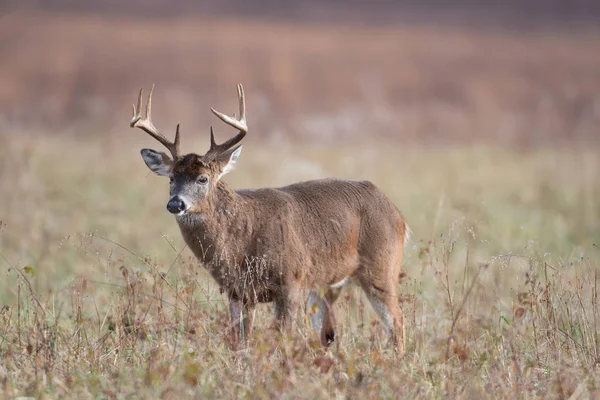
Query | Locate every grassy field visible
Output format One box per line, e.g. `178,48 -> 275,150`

0,132 -> 599,398
1,7 -> 600,399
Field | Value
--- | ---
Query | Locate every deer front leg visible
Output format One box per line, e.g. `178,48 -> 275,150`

272,286 -> 301,333
229,299 -> 254,346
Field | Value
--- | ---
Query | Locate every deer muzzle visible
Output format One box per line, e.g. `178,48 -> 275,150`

167,195 -> 189,215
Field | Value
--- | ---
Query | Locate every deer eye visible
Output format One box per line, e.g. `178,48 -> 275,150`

197,175 -> 209,185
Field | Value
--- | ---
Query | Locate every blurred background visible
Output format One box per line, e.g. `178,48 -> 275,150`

1,0 -> 599,145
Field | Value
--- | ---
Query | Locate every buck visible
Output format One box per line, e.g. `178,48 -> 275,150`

130,84 -> 410,351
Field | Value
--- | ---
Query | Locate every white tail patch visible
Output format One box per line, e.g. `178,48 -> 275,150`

403,222 -> 412,246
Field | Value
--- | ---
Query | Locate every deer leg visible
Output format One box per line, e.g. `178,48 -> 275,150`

322,287 -> 342,345
306,291 -> 325,339
273,286 -> 301,333
242,304 -> 255,342
360,281 -> 405,355
229,299 -> 255,346
306,287 -> 342,346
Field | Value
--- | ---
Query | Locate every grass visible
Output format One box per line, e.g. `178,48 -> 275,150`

0,133 -> 599,398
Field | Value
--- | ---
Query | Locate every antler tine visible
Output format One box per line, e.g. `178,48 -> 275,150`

209,126 -> 218,148
174,123 -> 181,152
129,84 -> 180,159
207,84 -> 248,157
237,83 -> 246,121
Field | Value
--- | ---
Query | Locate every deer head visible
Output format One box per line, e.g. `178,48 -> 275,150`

130,84 -> 247,216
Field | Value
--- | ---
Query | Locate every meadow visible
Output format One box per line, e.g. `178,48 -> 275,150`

0,133 -> 598,398
1,10 -> 600,400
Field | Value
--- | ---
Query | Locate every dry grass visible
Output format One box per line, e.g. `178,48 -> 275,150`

0,132 -> 599,398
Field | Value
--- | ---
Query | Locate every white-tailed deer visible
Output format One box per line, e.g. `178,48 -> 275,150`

130,84 -> 410,351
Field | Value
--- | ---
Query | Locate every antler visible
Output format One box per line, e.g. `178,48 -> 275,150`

130,85 -> 180,159
205,84 -> 247,158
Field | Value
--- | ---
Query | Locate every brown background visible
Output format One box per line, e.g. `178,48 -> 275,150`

1,1 -> 599,144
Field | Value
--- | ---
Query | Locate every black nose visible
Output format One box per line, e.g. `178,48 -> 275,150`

167,196 -> 186,214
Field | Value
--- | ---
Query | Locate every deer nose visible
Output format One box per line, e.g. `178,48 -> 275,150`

167,196 -> 187,215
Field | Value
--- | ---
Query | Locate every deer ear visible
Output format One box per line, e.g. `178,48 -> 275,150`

141,148 -> 173,176
218,145 -> 242,180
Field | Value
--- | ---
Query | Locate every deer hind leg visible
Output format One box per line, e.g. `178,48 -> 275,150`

306,287 -> 342,346
359,279 -> 405,354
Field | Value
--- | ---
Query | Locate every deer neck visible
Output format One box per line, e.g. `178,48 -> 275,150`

175,181 -> 252,264
206,181 -> 247,224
